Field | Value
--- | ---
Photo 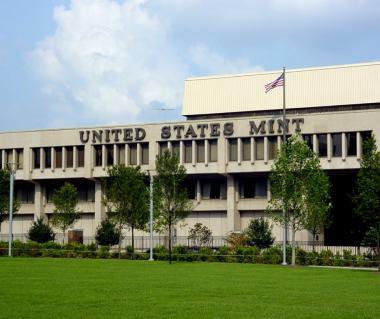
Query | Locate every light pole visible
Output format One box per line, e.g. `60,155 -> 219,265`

8,162 -> 15,257
149,172 -> 154,261
282,66 -> 288,266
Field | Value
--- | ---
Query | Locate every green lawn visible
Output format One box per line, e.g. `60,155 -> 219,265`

0,258 -> 379,319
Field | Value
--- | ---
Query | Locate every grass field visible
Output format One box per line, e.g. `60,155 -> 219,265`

0,258 -> 379,319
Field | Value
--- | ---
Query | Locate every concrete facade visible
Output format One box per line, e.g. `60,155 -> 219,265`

0,62 -> 380,244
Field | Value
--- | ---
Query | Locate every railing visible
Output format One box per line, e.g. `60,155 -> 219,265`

0,234 -> 376,255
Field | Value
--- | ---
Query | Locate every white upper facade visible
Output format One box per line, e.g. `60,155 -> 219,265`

182,61 -> 380,116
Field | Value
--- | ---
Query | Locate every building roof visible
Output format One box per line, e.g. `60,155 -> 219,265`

182,61 -> 380,116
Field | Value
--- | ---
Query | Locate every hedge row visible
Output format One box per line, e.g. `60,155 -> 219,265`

0,241 -> 377,267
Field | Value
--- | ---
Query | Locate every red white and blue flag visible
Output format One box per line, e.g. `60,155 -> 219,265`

264,73 -> 284,93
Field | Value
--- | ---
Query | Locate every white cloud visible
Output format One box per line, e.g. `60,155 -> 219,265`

30,0 -> 380,125
31,0 -> 189,124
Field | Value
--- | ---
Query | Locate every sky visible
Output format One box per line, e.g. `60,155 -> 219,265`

0,0 -> 380,131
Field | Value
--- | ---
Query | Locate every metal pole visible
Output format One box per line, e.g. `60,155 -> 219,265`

149,173 -> 154,261
282,67 -> 288,266
8,164 -> 14,257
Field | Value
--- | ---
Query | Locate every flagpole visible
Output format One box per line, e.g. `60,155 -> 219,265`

282,66 -> 288,266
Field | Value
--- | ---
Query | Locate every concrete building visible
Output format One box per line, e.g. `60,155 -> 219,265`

1,61 -> 380,246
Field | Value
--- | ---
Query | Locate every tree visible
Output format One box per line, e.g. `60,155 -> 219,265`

188,223 -> 213,248
0,168 -> 20,233
103,165 -> 149,255
154,150 -> 193,263
50,182 -> 80,244
353,135 -> 380,271
245,218 -> 274,249
267,135 -> 330,266
95,218 -> 120,248
28,217 -> 55,243
303,170 -> 331,250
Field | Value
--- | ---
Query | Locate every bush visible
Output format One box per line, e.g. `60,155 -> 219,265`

188,223 -> 212,248
28,217 -> 55,243
226,232 -> 249,250
245,218 -> 275,249
95,219 -> 120,247
262,246 -> 282,264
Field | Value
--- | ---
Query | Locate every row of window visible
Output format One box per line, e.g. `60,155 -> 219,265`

32,146 -> 85,170
94,143 -> 149,167
185,177 -> 268,200
0,149 -> 24,169
159,139 -> 218,164
13,178 -> 268,204
227,131 -> 371,162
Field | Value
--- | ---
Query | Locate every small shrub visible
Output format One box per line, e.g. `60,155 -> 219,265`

245,218 -> 275,249
28,218 -> 55,243
319,250 -> 334,266
262,246 -> 282,264
188,223 -> 212,248
296,248 -> 307,265
226,232 -> 249,250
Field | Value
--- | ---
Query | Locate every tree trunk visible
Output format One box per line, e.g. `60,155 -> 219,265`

118,224 -> 122,259
292,226 -> 296,266
312,232 -> 316,252
377,237 -> 380,273
169,221 -> 172,264
62,228 -> 66,245
131,226 -> 135,259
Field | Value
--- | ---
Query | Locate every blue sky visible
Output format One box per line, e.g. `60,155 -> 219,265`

0,0 -> 379,131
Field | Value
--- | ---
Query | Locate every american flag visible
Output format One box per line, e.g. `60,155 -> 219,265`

264,72 -> 284,93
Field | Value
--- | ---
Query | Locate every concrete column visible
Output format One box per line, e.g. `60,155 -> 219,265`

205,140 -> 209,167
1,149 -> 4,169
51,147 -> 56,171
327,133 -> 332,161
137,143 -> 141,166
196,179 -> 201,204
313,134 -> 318,154
179,141 -> 184,165
102,145 -> 106,170
62,146 -> 67,172
357,132 -> 362,160
40,148 -> 44,172
113,144 -> 118,165
33,182 -> 45,221
342,133 -> 346,161
237,138 -> 242,165
94,180 -> 105,227
226,175 -> 240,232
73,146 -> 78,170
192,140 -> 196,167
125,144 -> 130,166
251,137 -> 255,164
264,136 -> 268,164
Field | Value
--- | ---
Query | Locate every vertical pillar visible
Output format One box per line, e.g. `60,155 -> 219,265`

237,138 -> 242,165
33,182 -> 45,221
102,145 -> 106,170
327,133 -> 332,161
40,148 -> 44,172
226,175 -> 240,232
357,132 -> 362,160
113,144 -> 118,165
73,146 -> 78,170
62,146 -> 67,172
205,140 -> 209,167
313,134 -> 318,154
264,136 -> 268,164
179,141 -> 184,165
342,133 -> 346,161
137,143 -> 141,166
251,137 -> 255,164
94,180 -> 105,227
192,140 -> 196,167
51,147 -> 56,171
196,179 -> 201,204
1,149 -> 5,169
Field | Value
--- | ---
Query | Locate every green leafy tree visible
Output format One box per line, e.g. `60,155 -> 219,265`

103,165 -> 149,255
28,217 -> 55,243
245,217 -> 274,249
304,170 -> 331,250
95,218 -> 120,248
154,150 -> 193,263
50,182 -> 80,244
267,135 -> 330,266
188,223 -> 213,248
0,168 -> 20,233
353,135 -> 380,271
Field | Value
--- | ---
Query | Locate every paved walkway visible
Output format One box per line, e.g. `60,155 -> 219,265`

309,265 -> 378,271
